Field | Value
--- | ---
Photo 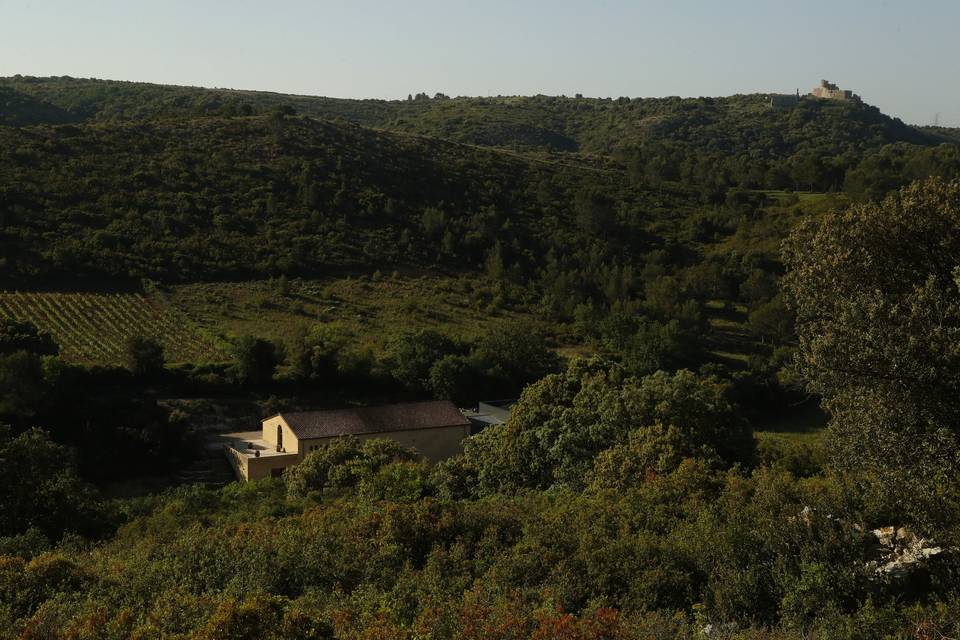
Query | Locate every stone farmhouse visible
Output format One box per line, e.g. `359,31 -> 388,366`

222,400 -> 471,481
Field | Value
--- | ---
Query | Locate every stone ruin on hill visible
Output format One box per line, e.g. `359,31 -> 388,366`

810,79 -> 862,103
769,79 -> 862,108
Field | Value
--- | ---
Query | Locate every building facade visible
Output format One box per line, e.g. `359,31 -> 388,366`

222,400 -> 472,481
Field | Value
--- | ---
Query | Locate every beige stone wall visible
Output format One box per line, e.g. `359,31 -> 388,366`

224,444 -> 299,481
262,415 -> 300,454
299,424 -> 471,462
245,452 -> 299,481
224,445 -> 250,481
811,83 -> 860,102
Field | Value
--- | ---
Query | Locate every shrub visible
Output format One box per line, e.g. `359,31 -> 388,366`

285,437 -> 420,499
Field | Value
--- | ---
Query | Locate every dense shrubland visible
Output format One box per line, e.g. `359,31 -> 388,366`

1,372 -> 958,638
4,75 -> 958,197
0,113 -> 672,286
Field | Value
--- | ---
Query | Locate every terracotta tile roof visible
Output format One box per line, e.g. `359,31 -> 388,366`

275,400 -> 470,439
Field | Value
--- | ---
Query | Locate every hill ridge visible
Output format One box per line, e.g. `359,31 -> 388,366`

0,75 -> 942,156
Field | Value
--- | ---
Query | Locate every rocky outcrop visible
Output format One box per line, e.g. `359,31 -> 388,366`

793,507 -> 951,581
865,526 -> 947,579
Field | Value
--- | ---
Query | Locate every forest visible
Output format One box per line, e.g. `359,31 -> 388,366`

1,77 -> 960,638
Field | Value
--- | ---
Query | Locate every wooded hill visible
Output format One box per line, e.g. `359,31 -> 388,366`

3,75 -> 960,288
5,75 -> 960,199
0,75 -> 946,155
0,111 -> 688,286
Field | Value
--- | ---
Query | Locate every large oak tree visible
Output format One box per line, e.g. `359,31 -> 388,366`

783,177 -> 960,530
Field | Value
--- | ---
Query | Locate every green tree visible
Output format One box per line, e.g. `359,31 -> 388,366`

0,425 -> 106,538
427,354 -> 479,406
461,358 -> 751,495
573,189 -> 615,234
739,269 -> 779,304
420,206 -> 446,238
286,324 -> 350,382
783,177 -> 960,529
358,461 -> 432,502
0,351 -> 47,417
229,336 -> 282,386
588,423 -> 688,491
747,295 -> 794,344
285,436 -> 419,499
389,329 -> 458,391
484,241 -> 505,282
471,322 -> 560,396
0,320 -> 58,356
622,318 -> 686,376
124,335 -> 165,378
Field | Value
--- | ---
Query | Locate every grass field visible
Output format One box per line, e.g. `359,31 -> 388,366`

0,290 -> 227,364
167,274 -> 545,358
754,401 -> 829,447
703,299 -> 756,366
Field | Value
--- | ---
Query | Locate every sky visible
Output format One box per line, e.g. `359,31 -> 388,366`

2,0 -> 959,126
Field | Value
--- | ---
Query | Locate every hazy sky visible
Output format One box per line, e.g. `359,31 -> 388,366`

3,0 -> 959,126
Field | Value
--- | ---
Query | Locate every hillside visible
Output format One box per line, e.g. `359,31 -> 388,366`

1,76 -> 954,389
1,76 -> 940,386
0,76 -> 937,156
0,111 -> 688,287
2,77 -> 951,282
0,85 -> 76,126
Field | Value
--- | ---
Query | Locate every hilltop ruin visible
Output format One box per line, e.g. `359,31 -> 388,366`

770,79 -> 862,108
810,79 -> 861,103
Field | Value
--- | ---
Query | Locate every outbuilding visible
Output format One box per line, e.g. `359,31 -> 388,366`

223,400 -> 471,481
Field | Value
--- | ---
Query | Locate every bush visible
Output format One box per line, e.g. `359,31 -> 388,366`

459,358 -> 753,495
228,336 -> 282,386
358,461 -> 432,502
285,436 -> 420,499
0,426 -> 108,539
124,335 -> 165,378
0,319 -> 58,356
389,329 -> 459,391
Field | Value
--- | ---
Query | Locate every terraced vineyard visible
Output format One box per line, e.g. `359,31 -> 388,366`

0,291 -> 228,364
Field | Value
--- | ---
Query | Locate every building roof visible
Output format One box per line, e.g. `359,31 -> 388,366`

477,399 -> 516,422
273,400 -> 470,439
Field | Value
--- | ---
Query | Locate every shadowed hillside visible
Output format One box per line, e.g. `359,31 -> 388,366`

0,85 -> 76,126
0,111 -> 687,286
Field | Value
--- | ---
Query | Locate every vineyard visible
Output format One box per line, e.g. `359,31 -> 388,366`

0,291 -> 228,364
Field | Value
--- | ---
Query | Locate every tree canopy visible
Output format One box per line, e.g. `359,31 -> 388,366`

783,177 -> 960,529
